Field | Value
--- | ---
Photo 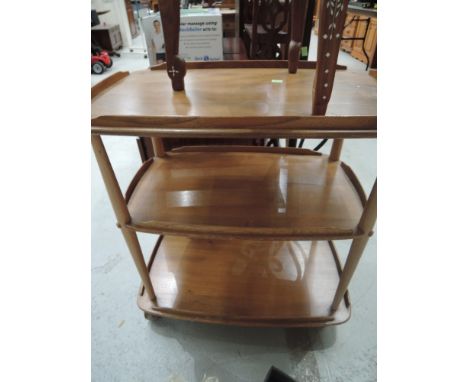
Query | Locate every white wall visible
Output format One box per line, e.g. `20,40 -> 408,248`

91,0 -> 132,48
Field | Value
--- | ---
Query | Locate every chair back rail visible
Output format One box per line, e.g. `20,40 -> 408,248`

312,0 -> 351,160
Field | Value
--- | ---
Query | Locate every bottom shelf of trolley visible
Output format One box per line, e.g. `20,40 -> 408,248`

138,235 -> 351,327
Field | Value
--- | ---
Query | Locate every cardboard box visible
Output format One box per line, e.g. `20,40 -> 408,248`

142,8 -> 223,66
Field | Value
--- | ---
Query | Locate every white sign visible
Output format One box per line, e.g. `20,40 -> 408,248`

142,8 -> 223,66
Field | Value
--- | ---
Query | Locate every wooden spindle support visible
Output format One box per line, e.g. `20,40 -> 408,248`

288,0 -> 308,73
151,137 -> 166,157
330,180 -> 377,312
91,135 -> 157,302
159,0 -> 186,91
312,0 -> 350,160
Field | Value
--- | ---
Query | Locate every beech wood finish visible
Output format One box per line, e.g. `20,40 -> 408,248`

137,236 -> 351,327
331,181 -> 377,312
91,135 -> 156,302
91,0 -> 376,327
91,68 -> 375,121
91,71 -> 129,99
124,151 -> 365,240
91,115 -> 376,139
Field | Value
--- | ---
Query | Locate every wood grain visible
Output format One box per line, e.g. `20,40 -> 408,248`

170,145 -> 322,156
91,135 -> 157,302
91,67 -> 372,121
91,115 -> 377,139
138,236 -> 351,326
125,151 -> 365,239
91,71 -> 129,99
331,180 -> 377,311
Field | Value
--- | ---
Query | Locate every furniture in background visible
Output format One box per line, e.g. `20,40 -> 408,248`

91,0 -> 376,327
149,0 -> 159,11
222,36 -> 248,60
340,4 -> 376,69
221,7 -> 237,37
91,24 -> 123,52
126,0 -> 140,38
241,0 -> 291,59
315,1 -> 377,70
240,0 -> 315,61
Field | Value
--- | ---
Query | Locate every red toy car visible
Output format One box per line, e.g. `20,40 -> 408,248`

91,49 -> 113,74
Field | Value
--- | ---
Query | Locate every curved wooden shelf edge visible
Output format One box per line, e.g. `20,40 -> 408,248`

150,60 -> 347,71
340,161 -> 368,207
91,71 -> 130,99
125,157 -> 154,203
170,145 -> 323,156
122,150 -> 369,240
125,223 -> 363,241
138,306 -> 350,327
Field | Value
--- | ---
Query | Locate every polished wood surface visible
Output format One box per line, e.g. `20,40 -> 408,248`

91,67 -> 376,120
91,115 -> 377,139
91,71 -> 129,99
91,0 -> 377,327
170,145 -> 322,156
138,236 -> 350,326
125,151 -> 365,239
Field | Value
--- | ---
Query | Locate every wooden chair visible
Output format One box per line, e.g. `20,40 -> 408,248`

91,0 -> 376,326
242,0 -> 292,59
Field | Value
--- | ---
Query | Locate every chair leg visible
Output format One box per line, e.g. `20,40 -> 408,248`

151,137 -> 166,157
329,139 -> 344,161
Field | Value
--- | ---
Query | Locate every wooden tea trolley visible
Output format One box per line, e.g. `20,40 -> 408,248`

91,0 -> 376,327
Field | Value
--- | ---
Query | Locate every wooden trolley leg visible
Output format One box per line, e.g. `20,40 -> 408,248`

329,139 -> 344,161
331,180 -> 377,312
91,135 -> 157,302
120,228 -> 157,302
151,137 -> 166,158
